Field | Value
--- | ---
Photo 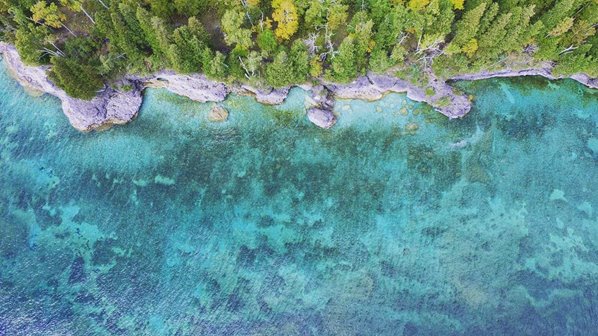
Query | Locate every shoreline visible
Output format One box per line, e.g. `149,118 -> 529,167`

1,42 -> 596,132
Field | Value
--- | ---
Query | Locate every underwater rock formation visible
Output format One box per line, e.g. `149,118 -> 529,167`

208,105 -> 229,122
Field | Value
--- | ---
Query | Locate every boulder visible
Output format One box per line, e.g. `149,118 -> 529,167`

307,108 -> 336,129
208,105 -> 229,122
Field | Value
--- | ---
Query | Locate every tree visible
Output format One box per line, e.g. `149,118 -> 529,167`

349,11 -> 374,73
30,1 -> 66,28
327,1 -> 348,31
272,0 -> 299,40
15,23 -> 49,64
146,0 -> 173,18
449,0 -> 463,10
330,36 -> 357,82
221,9 -> 252,50
408,0 -> 430,11
289,39 -> 309,83
239,51 -> 262,80
173,0 -> 209,16
266,50 -> 295,87
59,0 -> 95,24
49,56 -> 104,100
204,51 -> 227,80
169,17 -> 208,73
257,28 -> 278,54
446,2 -> 486,54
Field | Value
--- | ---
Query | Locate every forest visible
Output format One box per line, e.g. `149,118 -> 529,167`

0,0 -> 596,99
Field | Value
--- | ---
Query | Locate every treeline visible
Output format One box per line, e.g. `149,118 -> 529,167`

0,0 -> 596,99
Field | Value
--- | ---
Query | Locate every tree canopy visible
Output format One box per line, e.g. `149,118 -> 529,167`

0,0 -> 595,99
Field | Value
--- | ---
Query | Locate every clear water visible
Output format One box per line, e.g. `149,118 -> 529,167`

1,59 -> 597,335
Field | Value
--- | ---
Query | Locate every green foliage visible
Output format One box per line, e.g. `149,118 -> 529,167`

168,17 -> 208,73
266,50 -> 295,87
1,0 -> 596,98
329,36 -> 357,82
14,23 -> 48,65
289,39 -> 309,83
49,56 -> 104,100
257,29 -> 278,54
204,50 -> 227,80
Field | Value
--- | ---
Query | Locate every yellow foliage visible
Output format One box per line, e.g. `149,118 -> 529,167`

462,38 -> 478,58
309,57 -> 323,78
450,0 -> 464,10
549,17 -> 574,37
31,1 -> 66,29
408,0 -> 431,11
272,0 -> 299,41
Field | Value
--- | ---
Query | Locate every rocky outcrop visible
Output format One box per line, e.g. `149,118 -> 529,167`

451,67 -> 598,90
142,71 -> 229,103
0,43 -> 142,132
306,85 -> 336,129
324,73 -> 472,119
236,85 -> 290,105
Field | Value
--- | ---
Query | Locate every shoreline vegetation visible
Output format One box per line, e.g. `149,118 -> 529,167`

0,0 -> 597,130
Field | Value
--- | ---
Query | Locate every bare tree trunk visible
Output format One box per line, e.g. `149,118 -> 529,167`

96,0 -> 108,9
81,6 -> 96,24
62,23 -> 77,37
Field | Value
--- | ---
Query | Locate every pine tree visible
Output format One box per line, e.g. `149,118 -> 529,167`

49,56 -> 104,100
290,39 -> 309,83
330,36 -> 357,82
266,50 -> 295,87
446,2 -> 487,54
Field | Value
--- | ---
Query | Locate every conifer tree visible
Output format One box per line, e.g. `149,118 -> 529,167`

330,36 -> 357,82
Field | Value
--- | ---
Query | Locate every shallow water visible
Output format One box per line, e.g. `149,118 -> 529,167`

0,60 -> 597,335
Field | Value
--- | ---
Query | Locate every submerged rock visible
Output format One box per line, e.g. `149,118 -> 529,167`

307,108 -> 336,129
208,105 -> 229,122
3,41 -> 596,132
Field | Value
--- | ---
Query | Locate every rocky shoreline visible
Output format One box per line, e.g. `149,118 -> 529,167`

1,42 -> 596,131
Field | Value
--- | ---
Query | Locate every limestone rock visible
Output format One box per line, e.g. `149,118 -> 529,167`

208,105 -> 229,122
144,71 -> 229,102
307,108 -> 336,129
326,76 -> 383,101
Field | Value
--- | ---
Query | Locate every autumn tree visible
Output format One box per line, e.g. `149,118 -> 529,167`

272,0 -> 299,40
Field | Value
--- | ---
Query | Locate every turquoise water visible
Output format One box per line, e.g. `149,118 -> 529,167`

1,60 -> 597,335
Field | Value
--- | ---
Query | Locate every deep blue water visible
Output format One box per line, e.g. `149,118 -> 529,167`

1,60 -> 597,335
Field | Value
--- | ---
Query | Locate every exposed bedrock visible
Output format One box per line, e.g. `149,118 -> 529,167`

140,71 -> 229,103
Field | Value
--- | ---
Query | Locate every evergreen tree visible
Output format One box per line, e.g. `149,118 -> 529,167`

330,36 -> 357,82
266,50 -> 295,87
49,56 -> 104,100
